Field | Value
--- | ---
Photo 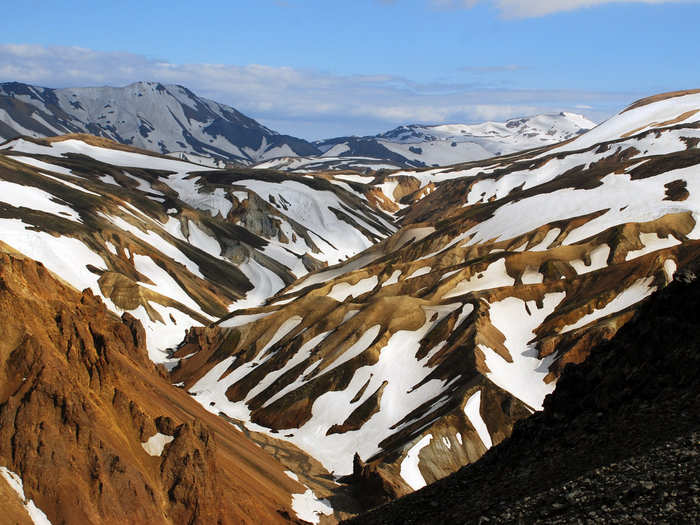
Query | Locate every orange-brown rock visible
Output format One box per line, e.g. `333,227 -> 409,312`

0,251 -> 305,524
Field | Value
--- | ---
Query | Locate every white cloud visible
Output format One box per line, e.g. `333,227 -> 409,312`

432,0 -> 699,17
0,44 -> 627,138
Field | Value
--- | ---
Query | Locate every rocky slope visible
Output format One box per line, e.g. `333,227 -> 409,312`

0,81 -> 319,165
169,90 -> 700,506
0,246 -> 312,524
348,266 -> 700,524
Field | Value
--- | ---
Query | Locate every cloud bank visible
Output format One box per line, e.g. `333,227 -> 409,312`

0,43 -> 629,138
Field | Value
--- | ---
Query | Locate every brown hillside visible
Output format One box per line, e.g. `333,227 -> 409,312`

0,248 -> 304,524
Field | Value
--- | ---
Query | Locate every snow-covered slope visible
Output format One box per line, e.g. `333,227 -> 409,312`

0,81 -> 319,165
170,90 -> 700,502
312,112 -> 596,168
0,134 -> 395,365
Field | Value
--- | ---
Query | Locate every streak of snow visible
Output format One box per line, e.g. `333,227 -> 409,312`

570,244 -> 611,275
320,325 -> 381,375
327,276 -> 379,301
560,278 -> 656,334
406,266 -> 431,279
400,434 -> 433,490
463,390 -> 492,449
442,259 -> 514,299
383,270 -> 402,286
0,180 -> 82,222
0,466 -> 53,525
624,232 -> 681,261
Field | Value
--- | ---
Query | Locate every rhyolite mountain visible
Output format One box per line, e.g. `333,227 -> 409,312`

170,89 -> 700,505
0,248 -> 319,524
0,81 -> 320,166
349,265 -> 700,524
0,89 -> 699,524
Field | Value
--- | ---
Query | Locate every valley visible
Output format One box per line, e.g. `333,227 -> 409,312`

0,88 -> 699,524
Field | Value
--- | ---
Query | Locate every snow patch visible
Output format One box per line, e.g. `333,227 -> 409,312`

291,488 -> 333,524
463,390 -> 492,449
141,432 -> 175,456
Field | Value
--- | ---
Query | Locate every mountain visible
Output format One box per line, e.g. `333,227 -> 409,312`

0,248 -> 311,524
0,88 -> 699,523
0,81 -> 320,165
0,81 -> 597,171
307,112 -> 596,170
350,266 -> 700,523
168,89 -> 700,505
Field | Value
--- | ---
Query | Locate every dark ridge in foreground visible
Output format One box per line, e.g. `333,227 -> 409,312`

347,268 -> 700,524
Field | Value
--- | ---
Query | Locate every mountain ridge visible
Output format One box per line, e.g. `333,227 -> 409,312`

0,81 -> 320,165
1,81 -> 596,171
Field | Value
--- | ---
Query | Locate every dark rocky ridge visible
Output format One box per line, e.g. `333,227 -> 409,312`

348,267 -> 700,524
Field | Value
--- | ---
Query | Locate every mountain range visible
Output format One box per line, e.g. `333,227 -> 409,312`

0,81 -> 595,170
0,87 -> 698,524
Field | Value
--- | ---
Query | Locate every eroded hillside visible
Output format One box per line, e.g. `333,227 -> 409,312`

0,247 -> 310,524
170,90 -> 700,506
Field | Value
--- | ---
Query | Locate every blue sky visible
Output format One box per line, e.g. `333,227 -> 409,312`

2,0 -> 700,139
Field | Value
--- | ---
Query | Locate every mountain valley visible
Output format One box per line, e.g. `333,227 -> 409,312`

0,88 -> 699,524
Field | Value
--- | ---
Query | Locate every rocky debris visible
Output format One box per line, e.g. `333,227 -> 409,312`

474,431 -> 699,524
348,270 -> 700,524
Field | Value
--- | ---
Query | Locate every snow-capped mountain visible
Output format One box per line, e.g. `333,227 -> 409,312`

0,81 -> 319,165
0,81 -> 597,171
311,112 -> 596,169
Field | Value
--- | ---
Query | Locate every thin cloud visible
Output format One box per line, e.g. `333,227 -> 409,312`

432,0 -> 699,17
0,44 -> 627,138
460,65 -> 529,73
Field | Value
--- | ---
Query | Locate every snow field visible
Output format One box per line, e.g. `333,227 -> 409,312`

189,303 -> 469,476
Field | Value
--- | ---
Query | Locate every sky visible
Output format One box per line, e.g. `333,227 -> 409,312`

2,0 -> 700,139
